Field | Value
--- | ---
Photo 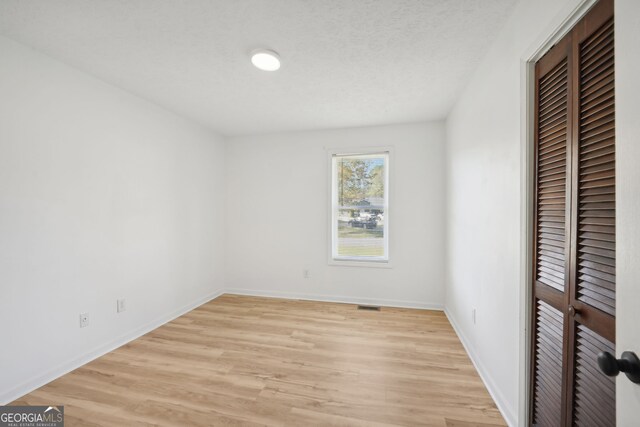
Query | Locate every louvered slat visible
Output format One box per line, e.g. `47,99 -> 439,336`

536,59 -> 568,292
573,325 -> 616,427
577,17 -> 615,316
533,300 -> 564,427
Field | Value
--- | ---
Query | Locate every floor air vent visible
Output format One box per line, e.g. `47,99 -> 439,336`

357,305 -> 380,311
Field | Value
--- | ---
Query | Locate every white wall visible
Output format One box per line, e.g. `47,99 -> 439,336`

225,122 -> 446,308
0,36 -> 226,403
615,0 -> 640,424
444,0 -> 589,425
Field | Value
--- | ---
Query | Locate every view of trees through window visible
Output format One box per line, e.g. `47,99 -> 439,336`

334,153 -> 387,259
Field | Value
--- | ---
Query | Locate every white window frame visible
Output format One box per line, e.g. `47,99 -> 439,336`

327,147 -> 392,268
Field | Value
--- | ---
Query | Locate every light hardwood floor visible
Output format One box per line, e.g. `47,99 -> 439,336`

13,295 -> 506,426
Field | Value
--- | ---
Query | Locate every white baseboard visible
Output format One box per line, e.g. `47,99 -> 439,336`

0,288 -> 225,405
224,287 -> 444,311
444,308 -> 516,427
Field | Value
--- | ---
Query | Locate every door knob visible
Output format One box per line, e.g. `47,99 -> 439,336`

597,351 -> 640,384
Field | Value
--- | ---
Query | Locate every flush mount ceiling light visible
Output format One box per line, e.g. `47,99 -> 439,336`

250,49 -> 281,71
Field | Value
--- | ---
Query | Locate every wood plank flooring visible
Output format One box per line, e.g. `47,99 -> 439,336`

12,295 -> 506,426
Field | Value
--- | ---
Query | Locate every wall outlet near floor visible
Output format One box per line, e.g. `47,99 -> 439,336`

79,313 -> 89,328
117,298 -> 126,313
303,269 -> 311,279
472,308 -> 476,325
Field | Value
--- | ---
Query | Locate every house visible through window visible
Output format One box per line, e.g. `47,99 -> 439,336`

331,152 -> 389,262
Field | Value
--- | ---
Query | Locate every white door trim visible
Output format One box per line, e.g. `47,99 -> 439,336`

518,0 -> 597,425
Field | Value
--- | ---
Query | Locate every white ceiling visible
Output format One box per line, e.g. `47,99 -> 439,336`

0,0 -> 517,136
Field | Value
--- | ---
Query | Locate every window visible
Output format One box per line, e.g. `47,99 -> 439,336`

331,151 -> 389,262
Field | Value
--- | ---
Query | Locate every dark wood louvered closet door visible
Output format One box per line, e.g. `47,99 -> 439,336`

532,29 -> 573,427
530,0 -> 615,426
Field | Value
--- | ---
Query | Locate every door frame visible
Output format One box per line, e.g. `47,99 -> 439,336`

518,0 -> 598,425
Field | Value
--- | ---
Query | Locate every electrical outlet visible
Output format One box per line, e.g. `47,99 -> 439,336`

79,313 -> 89,328
117,299 -> 126,313
303,269 -> 311,279
472,308 -> 477,325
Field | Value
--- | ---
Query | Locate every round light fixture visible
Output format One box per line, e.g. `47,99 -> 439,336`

250,49 -> 281,71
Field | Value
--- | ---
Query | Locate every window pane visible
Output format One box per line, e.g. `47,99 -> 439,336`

336,156 -> 385,208
337,208 -> 384,257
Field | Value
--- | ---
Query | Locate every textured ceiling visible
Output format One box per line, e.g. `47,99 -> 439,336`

0,0 -> 518,136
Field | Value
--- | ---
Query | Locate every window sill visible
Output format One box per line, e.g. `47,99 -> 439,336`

328,259 -> 393,269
